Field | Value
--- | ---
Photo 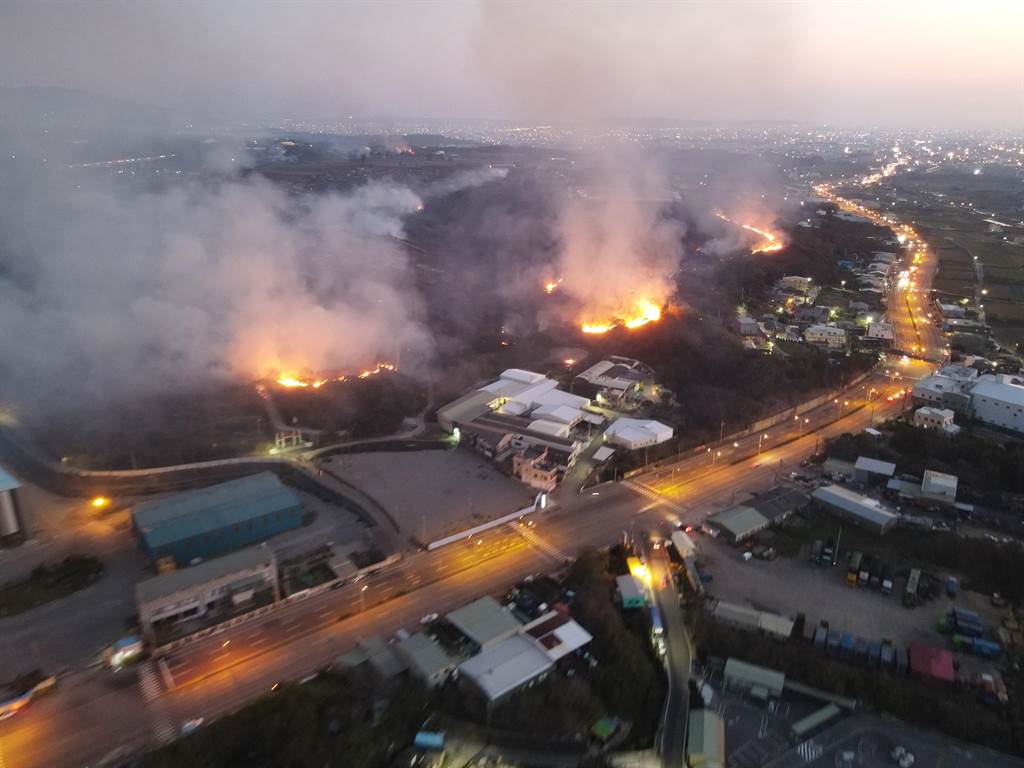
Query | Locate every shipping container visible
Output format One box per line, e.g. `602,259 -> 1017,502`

814,625 -> 828,649
855,636 -> 870,661
880,642 -> 895,668
868,641 -> 881,666
841,632 -> 854,657
946,576 -> 959,597
827,630 -> 841,656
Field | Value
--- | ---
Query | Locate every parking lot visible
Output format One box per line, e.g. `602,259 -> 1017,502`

324,448 -> 532,543
695,530 -> 1004,649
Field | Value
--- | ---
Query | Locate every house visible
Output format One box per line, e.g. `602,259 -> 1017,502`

804,324 -> 846,349
921,470 -> 958,505
913,406 -> 959,436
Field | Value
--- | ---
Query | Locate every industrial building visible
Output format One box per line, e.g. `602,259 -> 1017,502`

135,545 -> 279,645
132,472 -> 303,569
921,470 -> 958,504
853,456 -> 896,484
395,633 -> 461,687
686,709 -> 725,768
446,596 -> 522,651
812,484 -> 899,534
603,418 -> 673,450
0,466 -> 26,547
459,610 -> 592,703
571,357 -> 655,408
705,486 -> 808,543
438,369 -> 596,477
723,658 -> 786,700
970,374 -> 1024,434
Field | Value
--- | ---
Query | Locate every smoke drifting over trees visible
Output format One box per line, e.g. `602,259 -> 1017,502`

553,159 -> 685,328
0,170 -> 434,419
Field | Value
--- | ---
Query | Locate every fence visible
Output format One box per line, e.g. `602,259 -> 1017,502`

624,370 -> 874,480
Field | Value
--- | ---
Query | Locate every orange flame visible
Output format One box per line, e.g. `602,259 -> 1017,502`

580,299 -> 662,334
273,362 -> 396,389
544,278 -> 563,294
716,213 -> 784,254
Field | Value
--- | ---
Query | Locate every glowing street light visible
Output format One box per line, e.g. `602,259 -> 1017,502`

758,433 -> 769,454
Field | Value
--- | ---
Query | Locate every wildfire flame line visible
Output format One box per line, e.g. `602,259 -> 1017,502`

580,298 -> 662,334
273,362 -> 397,389
715,213 -> 784,254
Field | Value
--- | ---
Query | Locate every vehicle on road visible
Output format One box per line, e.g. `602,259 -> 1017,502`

420,613 -> 438,625
741,551 -> 753,561
181,718 -> 204,735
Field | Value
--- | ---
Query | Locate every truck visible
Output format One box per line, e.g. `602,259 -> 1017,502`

840,632 -> 855,658
903,568 -> 921,607
881,565 -> 894,596
858,555 -> 872,588
847,551 -> 862,585
880,641 -> 895,668
822,538 -> 835,566
947,576 -> 959,597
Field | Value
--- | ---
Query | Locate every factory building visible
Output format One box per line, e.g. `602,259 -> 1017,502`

603,418 -> 673,450
135,545 -> 279,646
705,486 -> 808,543
571,357 -> 655,408
132,472 -> 303,569
853,456 -> 896,485
0,466 -> 26,547
438,369 -> 596,478
969,374 -> 1024,434
812,485 -> 899,534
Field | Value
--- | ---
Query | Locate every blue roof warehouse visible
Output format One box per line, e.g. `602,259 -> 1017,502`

132,472 -> 304,569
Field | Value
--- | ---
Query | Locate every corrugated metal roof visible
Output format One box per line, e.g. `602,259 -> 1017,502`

133,472 -> 302,549
686,709 -> 725,767
708,505 -> 768,538
446,596 -> 522,647
854,456 -> 896,476
459,634 -> 553,701
0,465 -> 19,493
724,658 -> 786,694
396,633 -> 457,681
135,545 -> 275,605
812,485 -> 899,528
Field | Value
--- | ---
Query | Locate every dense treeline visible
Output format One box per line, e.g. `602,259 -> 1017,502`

830,421 -> 1024,496
140,668 -> 430,768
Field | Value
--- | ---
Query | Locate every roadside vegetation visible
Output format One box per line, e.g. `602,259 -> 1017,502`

0,555 -> 104,616
140,668 -> 430,768
828,421 -> 1024,497
693,614 -> 1024,757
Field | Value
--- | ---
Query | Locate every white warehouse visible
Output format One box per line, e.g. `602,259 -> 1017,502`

970,374 -> 1024,434
604,418 -> 673,450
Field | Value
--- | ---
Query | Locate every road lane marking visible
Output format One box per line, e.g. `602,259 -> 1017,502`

507,522 -> 568,562
138,660 -> 163,703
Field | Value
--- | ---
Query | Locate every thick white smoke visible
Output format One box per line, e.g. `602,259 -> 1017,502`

0,172 -> 434,417
552,159 -> 685,328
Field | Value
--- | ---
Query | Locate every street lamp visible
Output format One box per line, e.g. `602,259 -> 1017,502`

712,450 -> 722,465
758,433 -> 768,454
798,417 -> 810,436
359,584 -> 368,612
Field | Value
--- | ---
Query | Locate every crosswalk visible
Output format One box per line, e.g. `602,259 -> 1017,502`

796,739 -> 823,762
138,661 -> 176,744
622,480 -> 687,514
508,522 -> 569,562
138,661 -> 163,703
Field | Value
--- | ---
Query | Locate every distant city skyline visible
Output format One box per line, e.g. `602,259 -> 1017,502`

0,0 -> 1021,129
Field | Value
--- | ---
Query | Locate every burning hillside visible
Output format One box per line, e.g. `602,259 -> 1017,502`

271,362 -> 398,389
715,213 -> 784,254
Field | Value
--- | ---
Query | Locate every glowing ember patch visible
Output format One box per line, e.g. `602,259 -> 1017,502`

276,376 -> 309,388
581,322 -> 615,335
273,363 -> 396,389
543,278 -> 563,294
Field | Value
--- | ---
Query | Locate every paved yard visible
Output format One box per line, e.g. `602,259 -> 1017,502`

696,532 -> 1004,648
325,448 -> 532,542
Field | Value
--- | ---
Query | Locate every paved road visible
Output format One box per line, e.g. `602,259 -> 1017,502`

642,540 -> 692,768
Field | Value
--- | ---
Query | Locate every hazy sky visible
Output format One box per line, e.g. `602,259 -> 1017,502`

1,0 -> 1021,127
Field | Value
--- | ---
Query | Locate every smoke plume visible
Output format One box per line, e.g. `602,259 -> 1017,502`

552,157 -> 685,328
0,167 -> 434,420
